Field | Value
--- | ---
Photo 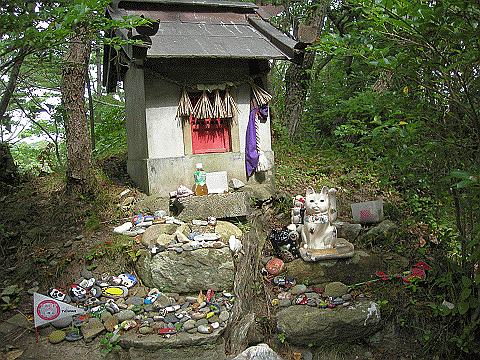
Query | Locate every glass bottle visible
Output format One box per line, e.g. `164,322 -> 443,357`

194,163 -> 208,196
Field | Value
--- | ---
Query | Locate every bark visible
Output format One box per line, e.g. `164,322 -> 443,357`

224,212 -> 273,355
0,47 -> 28,131
0,143 -> 19,186
60,28 -> 93,194
284,1 -> 330,140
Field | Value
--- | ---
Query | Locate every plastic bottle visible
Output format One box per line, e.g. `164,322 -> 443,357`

194,163 -> 208,196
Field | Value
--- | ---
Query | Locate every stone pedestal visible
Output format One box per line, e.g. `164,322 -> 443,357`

171,192 -> 250,220
299,238 -> 355,262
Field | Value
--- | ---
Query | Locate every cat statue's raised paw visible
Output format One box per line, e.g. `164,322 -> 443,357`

300,186 -> 338,250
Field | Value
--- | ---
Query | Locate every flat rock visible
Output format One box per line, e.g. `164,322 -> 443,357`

0,313 -> 32,334
134,194 -> 170,215
81,318 -> 105,342
334,222 -> 362,241
285,251 -> 408,286
121,329 -> 226,360
276,300 -> 381,346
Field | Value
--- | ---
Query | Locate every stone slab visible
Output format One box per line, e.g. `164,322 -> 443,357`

276,300 -> 381,346
171,192 -> 249,220
299,238 -> 355,262
122,329 -> 226,360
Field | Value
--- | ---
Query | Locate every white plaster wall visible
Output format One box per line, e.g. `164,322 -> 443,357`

144,72 -> 185,159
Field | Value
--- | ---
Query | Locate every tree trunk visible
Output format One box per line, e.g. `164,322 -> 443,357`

61,28 -> 93,194
0,48 -> 27,186
224,213 -> 273,355
283,1 -> 330,140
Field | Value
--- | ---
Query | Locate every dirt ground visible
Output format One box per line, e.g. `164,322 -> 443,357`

0,156 -> 423,360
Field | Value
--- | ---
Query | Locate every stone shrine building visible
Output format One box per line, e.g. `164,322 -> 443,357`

103,0 -> 301,196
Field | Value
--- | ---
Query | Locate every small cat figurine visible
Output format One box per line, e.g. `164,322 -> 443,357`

300,186 -> 338,250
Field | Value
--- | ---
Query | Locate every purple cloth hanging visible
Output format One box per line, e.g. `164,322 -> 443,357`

245,105 -> 269,177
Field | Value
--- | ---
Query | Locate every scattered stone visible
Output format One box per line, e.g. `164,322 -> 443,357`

63,240 -> 73,248
81,318 -> 105,342
290,284 -> 308,295
323,282 -> 348,298
266,258 -> 285,275
48,330 -> 66,344
102,312 -> 118,332
277,298 -> 292,307
126,296 -> 144,306
219,310 -> 229,323
116,309 -> 135,322
51,316 -> 72,328
139,326 -> 153,334
197,324 -> 213,334
65,330 -> 83,342
229,178 -> 245,190
232,343 -> 283,360
195,318 -> 208,327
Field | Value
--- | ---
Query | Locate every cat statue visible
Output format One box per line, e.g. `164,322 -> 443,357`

300,186 -> 338,250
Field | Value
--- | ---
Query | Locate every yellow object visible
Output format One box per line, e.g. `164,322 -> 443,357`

206,311 -> 215,319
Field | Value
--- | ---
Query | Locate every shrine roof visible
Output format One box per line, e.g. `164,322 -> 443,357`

106,0 -> 298,60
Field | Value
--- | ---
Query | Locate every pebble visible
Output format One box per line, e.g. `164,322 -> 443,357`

208,315 -> 221,324
116,309 -> 135,321
197,324 -> 213,334
65,330 -> 83,342
126,296 -> 144,306
191,312 -> 206,320
183,319 -> 196,330
63,240 -> 73,247
139,326 -> 153,334
323,282 -> 348,298
266,257 -> 285,275
277,298 -> 291,307
195,318 -> 208,327
290,284 -> 308,295
164,313 -> 179,323
219,310 -> 229,322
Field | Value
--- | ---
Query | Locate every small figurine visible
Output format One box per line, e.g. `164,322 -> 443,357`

300,186 -> 337,250
293,186 -> 355,262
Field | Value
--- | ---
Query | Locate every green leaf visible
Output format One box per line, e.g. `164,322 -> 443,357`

458,302 -> 469,315
451,170 -> 473,180
460,288 -> 472,301
462,276 -> 472,288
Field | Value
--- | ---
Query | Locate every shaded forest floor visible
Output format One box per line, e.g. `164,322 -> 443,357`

0,147 -> 450,359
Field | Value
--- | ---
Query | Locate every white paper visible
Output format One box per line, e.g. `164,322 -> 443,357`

206,171 -> 228,194
33,292 -> 85,327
